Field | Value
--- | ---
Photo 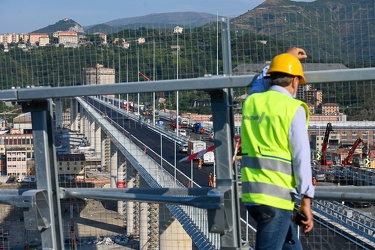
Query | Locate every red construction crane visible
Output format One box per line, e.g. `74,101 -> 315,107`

341,137 -> 364,167
319,123 -> 333,167
139,71 -> 151,81
138,72 -> 166,112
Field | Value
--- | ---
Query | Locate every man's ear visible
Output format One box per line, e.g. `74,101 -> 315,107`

293,77 -> 300,90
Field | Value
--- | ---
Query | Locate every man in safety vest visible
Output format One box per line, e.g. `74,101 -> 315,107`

241,53 -> 315,249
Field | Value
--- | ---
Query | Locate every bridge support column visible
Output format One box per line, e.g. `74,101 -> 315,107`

54,98 -> 63,130
117,161 -> 127,215
140,202 -> 148,249
126,177 -> 135,236
110,142 -> 118,188
89,118 -> 95,149
159,204 -> 192,249
101,132 -> 110,172
94,123 -> 101,155
79,109 -> 87,135
70,98 -> 79,131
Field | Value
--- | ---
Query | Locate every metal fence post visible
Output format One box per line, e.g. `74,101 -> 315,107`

22,99 -> 64,249
208,17 -> 243,249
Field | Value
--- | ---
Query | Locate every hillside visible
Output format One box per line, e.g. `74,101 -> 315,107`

33,18 -> 84,34
232,0 -> 375,65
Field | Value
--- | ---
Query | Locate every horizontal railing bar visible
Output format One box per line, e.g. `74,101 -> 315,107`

61,188 -> 221,209
63,187 -> 212,195
1,186 -> 374,208
0,68 -> 374,101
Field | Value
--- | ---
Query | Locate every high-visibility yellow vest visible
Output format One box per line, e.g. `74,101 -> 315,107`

241,90 -> 309,210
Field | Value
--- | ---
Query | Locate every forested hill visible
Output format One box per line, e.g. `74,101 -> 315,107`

232,0 -> 375,65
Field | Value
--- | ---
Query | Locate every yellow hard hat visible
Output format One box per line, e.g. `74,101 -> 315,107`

267,53 -> 306,84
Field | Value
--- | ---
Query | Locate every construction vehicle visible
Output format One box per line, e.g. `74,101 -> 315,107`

188,140 -> 206,159
192,122 -> 206,134
139,71 -> 166,112
203,151 -> 215,165
341,137 -> 364,167
319,123 -> 333,167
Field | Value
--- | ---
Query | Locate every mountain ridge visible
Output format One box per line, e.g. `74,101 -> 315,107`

33,12 -> 222,35
33,18 -> 84,34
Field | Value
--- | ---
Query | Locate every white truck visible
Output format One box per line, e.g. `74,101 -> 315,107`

203,151 -> 215,165
188,140 -> 206,159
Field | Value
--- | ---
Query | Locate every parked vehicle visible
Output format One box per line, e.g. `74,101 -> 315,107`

17,176 -> 36,183
203,151 -> 215,165
181,118 -> 190,128
178,143 -> 188,153
188,140 -> 206,159
179,129 -> 187,137
312,169 -> 326,181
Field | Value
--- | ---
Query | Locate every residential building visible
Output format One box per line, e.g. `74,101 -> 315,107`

82,64 -> 115,85
19,33 -> 29,43
13,113 -> 32,134
6,149 -> 27,177
0,33 -> 19,44
93,32 -> 107,44
57,153 -> 85,179
307,103 -> 315,115
39,37 -> 49,47
55,31 -> 78,46
0,133 -> 34,177
29,33 -> 49,46
299,85 -> 322,108
322,103 -> 340,115
310,113 -> 347,122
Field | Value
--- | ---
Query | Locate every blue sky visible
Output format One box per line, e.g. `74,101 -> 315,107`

0,0 -> 315,34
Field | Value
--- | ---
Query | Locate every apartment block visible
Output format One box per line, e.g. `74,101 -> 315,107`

57,153 -> 85,180
29,33 -> 49,46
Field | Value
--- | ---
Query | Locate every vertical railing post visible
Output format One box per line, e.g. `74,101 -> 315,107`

208,17 -> 243,249
22,99 -> 64,249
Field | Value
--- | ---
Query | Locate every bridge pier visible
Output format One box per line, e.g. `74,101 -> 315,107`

101,132 -> 110,171
93,119 -> 102,151
89,118 -> 95,148
54,98 -> 63,129
117,161 -> 126,215
110,142 -> 118,188
70,98 -> 79,131
140,202 -> 148,248
126,177 -> 135,236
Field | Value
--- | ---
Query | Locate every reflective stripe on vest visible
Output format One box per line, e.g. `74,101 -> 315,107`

242,157 -> 292,176
241,182 -> 294,202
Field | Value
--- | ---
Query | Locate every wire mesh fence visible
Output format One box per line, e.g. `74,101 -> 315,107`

0,2 -> 375,249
